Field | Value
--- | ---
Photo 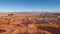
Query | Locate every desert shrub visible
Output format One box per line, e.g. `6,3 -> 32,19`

8,13 -> 14,16
0,29 -> 6,33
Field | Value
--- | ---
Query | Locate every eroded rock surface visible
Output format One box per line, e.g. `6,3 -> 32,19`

0,12 -> 60,34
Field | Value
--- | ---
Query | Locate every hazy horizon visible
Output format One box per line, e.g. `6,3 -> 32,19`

0,0 -> 60,12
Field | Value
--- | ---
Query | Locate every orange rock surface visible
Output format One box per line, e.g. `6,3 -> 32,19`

0,12 -> 60,34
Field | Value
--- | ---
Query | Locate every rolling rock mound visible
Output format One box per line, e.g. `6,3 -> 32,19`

0,12 -> 60,34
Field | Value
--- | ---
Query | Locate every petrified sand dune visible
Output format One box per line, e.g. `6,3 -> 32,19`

0,12 -> 60,34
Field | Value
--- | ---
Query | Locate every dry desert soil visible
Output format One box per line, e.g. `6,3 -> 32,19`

0,12 -> 60,34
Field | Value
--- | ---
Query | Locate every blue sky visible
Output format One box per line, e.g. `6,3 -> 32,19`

0,0 -> 60,12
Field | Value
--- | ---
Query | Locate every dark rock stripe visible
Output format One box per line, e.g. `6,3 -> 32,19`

37,26 -> 60,34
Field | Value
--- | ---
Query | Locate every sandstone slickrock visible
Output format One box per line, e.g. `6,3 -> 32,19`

0,12 -> 60,34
